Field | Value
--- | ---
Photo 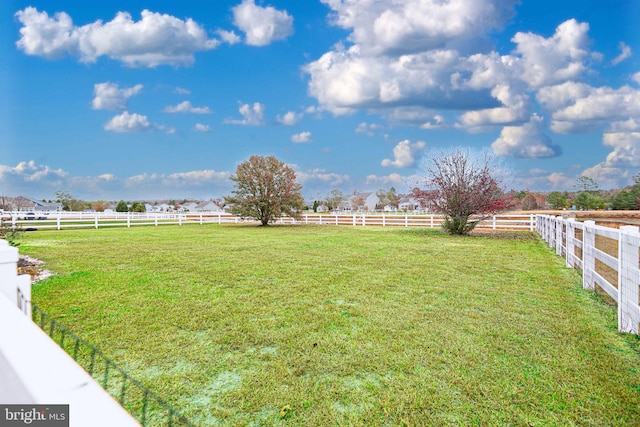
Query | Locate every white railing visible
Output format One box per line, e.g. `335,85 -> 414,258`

536,215 -> 640,335
0,240 -> 140,426
4,211 -> 537,231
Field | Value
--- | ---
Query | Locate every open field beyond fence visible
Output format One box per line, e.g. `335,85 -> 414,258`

19,225 -> 640,426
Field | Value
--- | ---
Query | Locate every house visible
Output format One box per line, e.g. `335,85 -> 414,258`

179,202 -> 198,212
11,196 -> 62,213
347,192 -> 378,212
196,201 -> 223,212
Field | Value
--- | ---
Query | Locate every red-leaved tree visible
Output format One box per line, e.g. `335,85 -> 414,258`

225,155 -> 306,226
418,149 -> 512,235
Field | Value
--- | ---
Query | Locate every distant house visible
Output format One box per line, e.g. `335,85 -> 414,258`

12,196 -> 62,213
347,192 -> 378,212
196,201 -> 223,212
179,202 -> 198,212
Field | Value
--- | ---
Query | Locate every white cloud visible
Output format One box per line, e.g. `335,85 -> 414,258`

612,42 -> 632,65
291,131 -> 312,143
514,169 -> 573,190
92,82 -> 143,110
174,87 -> 191,95
295,168 -> 350,186
355,122 -> 383,135
194,123 -> 211,132
224,102 -> 265,125
542,84 -> 640,133
381,140 -> 426,168
459,84 -> 530,129
365,173 -> 406,186
512,19 -> 591,88
277,111 -> 302,126
633,72 -> 640,85
321,0 -> 517,55
232,0 -> 293,46
15,7 -> 219,67
163,101 -> 211,114
491,115 -> 561,158
104,111 -> 152,132
217,29 -> 241,45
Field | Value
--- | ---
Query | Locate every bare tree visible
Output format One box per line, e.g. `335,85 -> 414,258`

420,149 -> 512,235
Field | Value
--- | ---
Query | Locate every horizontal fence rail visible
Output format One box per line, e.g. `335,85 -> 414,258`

537,215 -> 640,335
31,304 -> 195,427
3,211 -> 537,231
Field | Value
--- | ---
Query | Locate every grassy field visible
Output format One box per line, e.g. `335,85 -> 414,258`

19,224 -> 640,426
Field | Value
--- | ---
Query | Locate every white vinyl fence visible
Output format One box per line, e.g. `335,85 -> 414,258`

4,211 -> 537,231
0,240 -> 140,426
537,215 -> 640,335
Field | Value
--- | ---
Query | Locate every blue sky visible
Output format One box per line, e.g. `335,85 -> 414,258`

1,0 -> 639,201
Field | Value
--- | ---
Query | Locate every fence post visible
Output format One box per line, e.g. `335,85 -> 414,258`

530,214 -> 534,232
555,216 -> 563,256
155,216 -> 158,227
179,215 -> 182,226
618,226 -> 640,334
0,240 -> 31,313
200,213 -> 203,225
383,215 -> 386,227
94,214 -> 99,230
127,212 -> 131,228
335,214 -> 338,225
430,215 -> 434,228
582,220 -> 596,291
492,215 -> 496,230
57,212 -> 61,231
219,212 -> 222,224
353,215 -> 356,226
405,215 -> 408,227
565,218 -> 576,268
362,215 -> 366,226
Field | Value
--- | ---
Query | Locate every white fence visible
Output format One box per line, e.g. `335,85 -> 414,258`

4,211 -> 537,231
537,215 -> 640,335
0,240 -> 140,426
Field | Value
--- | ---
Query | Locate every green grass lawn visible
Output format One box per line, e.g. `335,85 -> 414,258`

20,225 -> 640,426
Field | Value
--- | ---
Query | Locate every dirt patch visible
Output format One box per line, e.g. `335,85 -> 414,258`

18,255 -> 53,283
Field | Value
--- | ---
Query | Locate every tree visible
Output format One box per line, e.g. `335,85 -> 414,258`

419,149 -> 512,235
115,200 -> 128,212
575,176 -> 599,193
376,187 -> 400,210
130,201 -> 146,212
521,193 -> 538,210
55,190 -> 86,211
325,189 -> 345,211
224,155 -> 305,226
574,192 -> 605,210
546,191 -> 568,210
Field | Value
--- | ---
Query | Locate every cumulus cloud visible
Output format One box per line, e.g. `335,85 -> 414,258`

15,7 -> 219,67
104,111 -> 152,132
194,123 -> 211,132
92,82 -> 143,110
224,102 -> 265,125
163,101 -> 211,114
491,115 -> 561,158
291,131 -> 312,143
365,173 -> 407,186
277,111 -> 302,126
612,42 -> 632,65
217,29 -> 241,45
355,122 -> 383,135
295,168 -> 350,185
232,0 -> 293,46
321,0 -> 517,55
539,84 -> 640,133
459,84 -> 530,129
381,140 -> 426,168
512,19 -> 591,88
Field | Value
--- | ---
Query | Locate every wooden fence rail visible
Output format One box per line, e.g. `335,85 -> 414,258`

536,214 -> 640,335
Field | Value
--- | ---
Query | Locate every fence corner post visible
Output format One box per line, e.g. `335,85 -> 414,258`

618,225 -> 640,334
582,220 -> 596,291
555,216 -> 563,256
